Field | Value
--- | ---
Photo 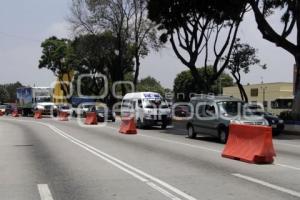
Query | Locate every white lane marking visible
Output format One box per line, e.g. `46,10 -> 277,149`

275,163 -> 300,171
232,173 -> 300,198
37,184 -> 54,200
4,118 -> 300,173
41,123 -> 196,200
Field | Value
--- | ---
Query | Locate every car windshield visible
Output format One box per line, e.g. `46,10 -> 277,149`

218,101 -> 244,116
144,99 -> 169,109
36,97 -> 51,103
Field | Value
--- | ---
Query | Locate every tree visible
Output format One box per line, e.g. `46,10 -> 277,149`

226,39 -> 266,102
148,0 -> 248,92
136,76 -> 165,95
0,87 -> 9,104
247,0 -> 300,114
0,82 -> 23,102
69,0 -> 160,91
173,67 -> 234,102
71,32 -> 134,104
39,36 -> 74,102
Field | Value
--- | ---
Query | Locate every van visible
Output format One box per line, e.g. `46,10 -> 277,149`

121,92 -> 172,129
186,95 -> 269,143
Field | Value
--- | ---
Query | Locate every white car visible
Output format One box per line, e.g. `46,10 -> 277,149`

72,103 -> 95,117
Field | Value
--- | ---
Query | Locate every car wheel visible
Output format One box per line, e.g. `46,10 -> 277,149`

72,111 -> 77,118
187,125 -> 196,139
219,128 -> 228,144
137,118 -> 144,129
82,112 -> 87,118
112,118 -> 116,122
161,124 -> 167,129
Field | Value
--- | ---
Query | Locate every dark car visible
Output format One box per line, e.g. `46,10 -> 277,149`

90,105 -> 116,122
0,104 -> 13,115
251,111 -> 285,136
174,105 -> 190,117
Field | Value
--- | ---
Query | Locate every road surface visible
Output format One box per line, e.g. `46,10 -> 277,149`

0,116 -> 300,200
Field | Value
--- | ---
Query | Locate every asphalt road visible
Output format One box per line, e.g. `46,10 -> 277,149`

1,116 -> 300,200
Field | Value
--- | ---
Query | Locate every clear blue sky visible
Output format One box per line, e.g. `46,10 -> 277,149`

0,0 -> 295,89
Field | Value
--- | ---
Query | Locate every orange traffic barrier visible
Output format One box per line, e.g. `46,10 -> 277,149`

12,110 -> 19,117
119,117 -> 137,134
58,111 -> 69,121
84,112 -> 98,125
0,110 -> 3,116
222,124 -> 276,164
34,110 -> 42,119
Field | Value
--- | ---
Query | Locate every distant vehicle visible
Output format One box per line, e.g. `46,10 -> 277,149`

121,92 -> 172,129
57,104 -> 72,115
72,103 -> 95,118
246,105 -> 284,136
0,104 -> 13,115
16,87 -> 57,116
89,104 -> 116,122
174,105 -> 190,117
186,95 -> 269,143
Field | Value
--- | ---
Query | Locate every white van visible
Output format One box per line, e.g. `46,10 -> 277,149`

121,92 -> 172,129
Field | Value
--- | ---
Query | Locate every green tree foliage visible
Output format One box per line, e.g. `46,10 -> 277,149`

136,76 -> 165,95
39,36 -> 75,101
173,67 -> 234,102
247,0 -> 300,113
0,82 -> 23,102
148,0 -> 247,92
226,39 -> 266,102
0,86 -> 9,104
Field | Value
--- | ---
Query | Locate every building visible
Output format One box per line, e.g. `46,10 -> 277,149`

53,71 -> 74,104
223,82 -> 293,115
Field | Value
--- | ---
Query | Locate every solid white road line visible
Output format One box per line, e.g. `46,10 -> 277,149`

232,173 -> 300,198
41,122 -> 197,200
37,184 -> 54,200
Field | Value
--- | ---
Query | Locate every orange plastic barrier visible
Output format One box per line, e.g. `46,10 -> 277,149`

84,112 -> 98,125
0,110 -> 3,116
58,111 -> 69,121
222,124 -> 276,164
34,110 -> 42,119
119,117 -> 137,134
12,110 -> 19,117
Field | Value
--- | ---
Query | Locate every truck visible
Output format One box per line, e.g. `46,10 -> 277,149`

16,87 -> 58,116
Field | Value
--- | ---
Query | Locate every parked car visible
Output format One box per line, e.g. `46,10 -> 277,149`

72,103 -> 95,118
57,104 -> 72,116
0,104 -> 13,115
174,105 -> 190,117
248,110 -> 284,136
89,104 -> 116,122
186,95 -> 269,143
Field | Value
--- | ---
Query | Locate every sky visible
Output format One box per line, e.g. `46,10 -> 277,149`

0,0 -> 295,90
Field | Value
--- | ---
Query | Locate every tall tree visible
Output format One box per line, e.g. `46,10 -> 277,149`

0,86 -> 9,104
173,67 -> 234,102
136,76 -> 165,95
226,39 -> 266,102
148,0 -> 248,92
69,0 -> 160,90
39,36 -> 74,102
248,0 -> 300,114
71,32 -> 134,104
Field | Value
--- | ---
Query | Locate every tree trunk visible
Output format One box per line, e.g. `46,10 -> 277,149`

133,52 -> 140,90
293,56 -> 300,116
240,84 -> 248,103
189,66 -> 206,94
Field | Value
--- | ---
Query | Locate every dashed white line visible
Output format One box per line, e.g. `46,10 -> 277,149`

37,184 -> 54,200
42,123 -> 197,200
232,173 -> 300,198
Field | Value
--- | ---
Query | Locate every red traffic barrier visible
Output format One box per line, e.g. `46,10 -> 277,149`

0,110 -> 3,116
84,112 -> 98,125
58,111 -> 69,121
12,110 -> 19,117
34,110 -> 42,119
222,124 -> 276,164
119,117 -> 137,134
